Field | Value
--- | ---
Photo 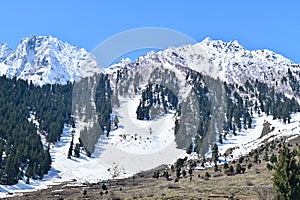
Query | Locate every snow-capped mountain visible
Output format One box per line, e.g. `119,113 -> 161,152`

107,37 -> 298,97
0,35 -> 297,89
61,36 -> 298,184
0,35 -> 102,85
169,37 -> 295,89
2,36 -> 300,196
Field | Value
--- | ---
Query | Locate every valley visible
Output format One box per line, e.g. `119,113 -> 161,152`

0,35 -> 300,199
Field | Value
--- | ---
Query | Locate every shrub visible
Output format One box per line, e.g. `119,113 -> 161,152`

224,162 -> 229,169
204,172 -> 211,180
235,164 -> 242,174
248,163 -> 253,169
102,183 -> 108,190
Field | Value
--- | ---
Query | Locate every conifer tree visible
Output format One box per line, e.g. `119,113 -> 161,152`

211,143 -> 219,165
106,119 -> 111,137
68,134 -> 74,159
114,115 -> 119,128
74,143 -> 80,158
273,145 -> 300,199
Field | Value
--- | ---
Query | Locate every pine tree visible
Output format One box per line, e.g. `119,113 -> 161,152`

227,165 -> 234,176
247,115 -> 252,128
188,168 -> 193,176
253,150 -> 259,163
211,143 -> 219,165
263,152 -> 269,161
186,143 -> 193,154
205,172 -> 211,179
176,168 -> 181,179
74,143 -> 80,158
224,162 -> 229,169
235,163 -> 242,174
234,109 -> 241,131
149,127 -> 153,135
270,153 -> 278,164
182,169 -> 187,177
218,133 -> 223,144
114,115 -> 119,128
273,145 -> 300,199
68,134 -> 74,159
106,119 -> 111,137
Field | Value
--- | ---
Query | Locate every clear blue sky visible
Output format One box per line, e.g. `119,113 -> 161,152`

0,1 -> 299,63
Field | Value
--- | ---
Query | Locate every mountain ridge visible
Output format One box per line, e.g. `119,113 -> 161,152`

106,36 -> 299,99
0,35 -> 298,91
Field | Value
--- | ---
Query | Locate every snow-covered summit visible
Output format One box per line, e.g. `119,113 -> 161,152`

1,35 -> 295,88
112,37 -> 296,96
177,38 -> 294,85
0,35 -> 102,85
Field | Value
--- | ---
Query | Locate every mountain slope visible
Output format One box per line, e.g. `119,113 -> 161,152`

130,37 -> 298,97
0,43 -> 11,62
102,37 -> 300,157
0,35 -> 102,85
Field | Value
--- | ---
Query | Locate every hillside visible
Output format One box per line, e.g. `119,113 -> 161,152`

9,135 -> 300,199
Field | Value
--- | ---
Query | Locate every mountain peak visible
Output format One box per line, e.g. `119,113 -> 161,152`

228,39 -> 243,47
19,35 -> 70,54
201,36 -> 213,44
200,37 -> 244,50
0,35 -> 102,85
22,34 -> 57,41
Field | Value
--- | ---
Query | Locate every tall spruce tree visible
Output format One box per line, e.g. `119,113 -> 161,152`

273,145 -> 300,200
211,143 -> 219,165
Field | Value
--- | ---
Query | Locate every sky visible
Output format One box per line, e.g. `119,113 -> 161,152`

0,1 -> 299,63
